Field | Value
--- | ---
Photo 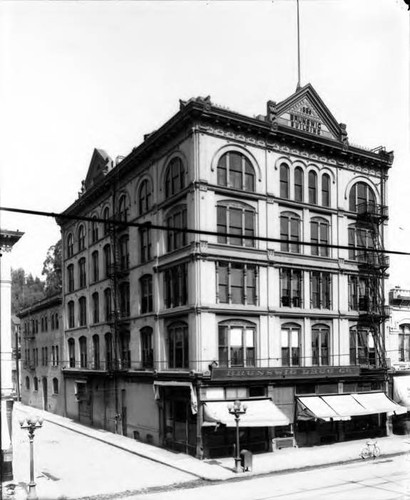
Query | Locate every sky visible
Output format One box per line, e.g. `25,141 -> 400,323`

1,0 -> 409,288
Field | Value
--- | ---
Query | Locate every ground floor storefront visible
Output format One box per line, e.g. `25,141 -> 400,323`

60,366 -> 408,460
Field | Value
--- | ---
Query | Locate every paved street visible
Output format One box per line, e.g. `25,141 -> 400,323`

10,405 -> 198,499
126,455 -> 410,500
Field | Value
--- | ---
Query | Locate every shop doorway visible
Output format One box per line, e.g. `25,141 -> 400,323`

162,388 -> 196,456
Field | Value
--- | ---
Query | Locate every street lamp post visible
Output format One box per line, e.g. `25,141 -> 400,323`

19,415 -> 43,500
227,399 -> 247,473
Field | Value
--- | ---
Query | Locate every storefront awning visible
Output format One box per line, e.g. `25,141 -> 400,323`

203,399 -> 290,427
153,381 -> 197,414
297,396 -> 348,422
393,375 -> 410,410
352,392 -> 407,416
297,392 -> 407,422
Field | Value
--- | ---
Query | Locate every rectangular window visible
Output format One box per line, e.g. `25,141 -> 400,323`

216,262 -> 258,306
280,268 -> 302,307
164,264 -> 188,309
311,272 -> 331,309
140,227 -> 152,263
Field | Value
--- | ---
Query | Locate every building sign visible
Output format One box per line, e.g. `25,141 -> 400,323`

211,366 -> 361,381
289,110 -> 322,135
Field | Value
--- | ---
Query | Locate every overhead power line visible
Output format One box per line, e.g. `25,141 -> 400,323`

1,205 -> 410,256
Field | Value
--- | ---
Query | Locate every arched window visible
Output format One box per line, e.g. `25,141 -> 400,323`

51,315 -> 55,330
308,171 -> 318,204
217,152 -> 255,191
25,376 -> 30,390
41,317 -> 45,332
349,182 -> 376,213
218,320 -> 256,368
91,216 -> 99,243
55,313 -> 59,330
79,336 -> 87,368
79,297 -> 87,326
33,377 -> 38,391
68,338 -> 75,367
103,206 -> 111,235
53,378 -> 59,394
104,288 -> 112,321
165,157 -> 185,198
217,202 -> 255,248
279,164 -> 290,198
119,281 -> 130,317
321,173 -> 331,207
92,292 -> 99,324
281,323 -> 301,366
118,194 -> 129,222
166,205 -> 187,252
140,275 -> 153,314
280,211 -> 301,253
67,233 -> 73,258
349,326 -> 375,366
167,322 -> 189,369
139,179 -> 152,215
348,223 -> 375,261
294,167 -> 304,202
105,332 -> 113,370
310,217 -> 330,257
78,225 -> 86,252
399,324 -> 410,362
141,327 -> 153,369
67,301 -> 75,329
93,334 -> 100,369
312,324 -> 330,366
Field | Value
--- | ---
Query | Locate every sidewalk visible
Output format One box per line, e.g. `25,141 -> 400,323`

11,402 -> 410,482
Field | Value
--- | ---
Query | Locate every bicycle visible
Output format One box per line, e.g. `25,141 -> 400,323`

360,439 -> 381,459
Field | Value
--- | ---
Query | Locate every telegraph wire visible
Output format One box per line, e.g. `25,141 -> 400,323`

1,205 -> 410,257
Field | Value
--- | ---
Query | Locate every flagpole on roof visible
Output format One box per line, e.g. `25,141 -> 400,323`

296,0 -> 301,90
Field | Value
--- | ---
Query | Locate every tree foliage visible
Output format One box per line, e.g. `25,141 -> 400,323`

11,268 -> 45,313
42,239 -> 62,296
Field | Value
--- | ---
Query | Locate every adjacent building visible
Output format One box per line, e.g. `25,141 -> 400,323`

1,229 -> 24,482
387,287 -> 410,434
57,84 -> 405,458
19,294 -> 64,415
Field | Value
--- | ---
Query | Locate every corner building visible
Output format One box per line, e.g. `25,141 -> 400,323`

58,84 -> 405,458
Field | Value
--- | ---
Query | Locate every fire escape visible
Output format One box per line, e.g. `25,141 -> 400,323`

356,192 -> 389,368
106,196 -> 131,373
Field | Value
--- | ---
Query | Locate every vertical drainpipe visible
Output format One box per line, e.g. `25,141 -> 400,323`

193,125 -> 202,456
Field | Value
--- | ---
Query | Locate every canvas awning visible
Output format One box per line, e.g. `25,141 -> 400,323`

153,381 -> 197,414
393,375 -> 410,410
352,392 -> 407,416
203,399 -> 290,427
297,392 -> 407,422
297,396 -> 348,422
